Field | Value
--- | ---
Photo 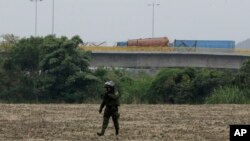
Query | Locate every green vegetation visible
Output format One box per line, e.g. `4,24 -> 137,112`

147,68 -> 233,104
205,86 -> 250,104
0,35 -> 249,104
0,35 -> 99,103
235,59 -> 250,89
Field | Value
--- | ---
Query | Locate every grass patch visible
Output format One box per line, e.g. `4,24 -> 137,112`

205,86 -> 250,104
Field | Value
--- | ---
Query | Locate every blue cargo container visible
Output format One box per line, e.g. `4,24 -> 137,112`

117,42 -> 128,47
174,40 -> 235,48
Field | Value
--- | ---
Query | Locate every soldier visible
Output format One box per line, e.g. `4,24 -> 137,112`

97,81 -> 120,137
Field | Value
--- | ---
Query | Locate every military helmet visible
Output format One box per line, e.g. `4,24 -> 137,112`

104,81 -> 115,88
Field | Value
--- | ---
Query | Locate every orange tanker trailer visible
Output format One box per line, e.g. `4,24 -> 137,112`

127,37 -> 169,47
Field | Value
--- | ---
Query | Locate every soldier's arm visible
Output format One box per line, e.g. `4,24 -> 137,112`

99,98 -> 106,113
100,101 -> 105,109
107,92 -> 119,99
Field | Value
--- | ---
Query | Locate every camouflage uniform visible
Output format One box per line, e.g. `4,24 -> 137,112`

98,91 -> 120,136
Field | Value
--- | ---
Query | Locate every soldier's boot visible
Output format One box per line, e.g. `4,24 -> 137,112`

113,115 -> 119,135
97,117 -> 109,136
115,125 -> 119,141
97,130 -> 105,136
115,124 -> 119,135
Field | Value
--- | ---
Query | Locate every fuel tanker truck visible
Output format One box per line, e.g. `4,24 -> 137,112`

127,37 -> 169,47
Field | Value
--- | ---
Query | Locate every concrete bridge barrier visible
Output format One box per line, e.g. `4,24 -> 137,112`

90,52 -> 250,69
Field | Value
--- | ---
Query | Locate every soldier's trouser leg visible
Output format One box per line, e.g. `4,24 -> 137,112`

98,109 -> 111,136
112,112 -> 120,135
100,116 -> 110,134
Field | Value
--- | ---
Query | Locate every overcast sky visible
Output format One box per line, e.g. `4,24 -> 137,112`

0,0 -> 250,44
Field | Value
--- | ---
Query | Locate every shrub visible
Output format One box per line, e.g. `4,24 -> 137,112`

192,69 -> 233,103
148,68 -> 193,104
148,68 -> 232,104
235,59 -> 250,89
121,73 -> 153,104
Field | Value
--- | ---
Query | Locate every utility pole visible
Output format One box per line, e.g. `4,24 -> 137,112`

148,1 -> 160,38
52,0 -> 55,35
30,0 -> 43,36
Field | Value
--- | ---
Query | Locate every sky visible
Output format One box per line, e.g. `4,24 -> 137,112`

0,0 -> 250,44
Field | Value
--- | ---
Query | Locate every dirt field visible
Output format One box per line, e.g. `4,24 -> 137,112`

0,104 -> 249,141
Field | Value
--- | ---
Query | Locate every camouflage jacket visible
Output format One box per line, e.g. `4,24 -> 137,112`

100,91 -> 120,110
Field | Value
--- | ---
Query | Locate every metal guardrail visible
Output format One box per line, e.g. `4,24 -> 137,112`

80,46 -> 250,55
